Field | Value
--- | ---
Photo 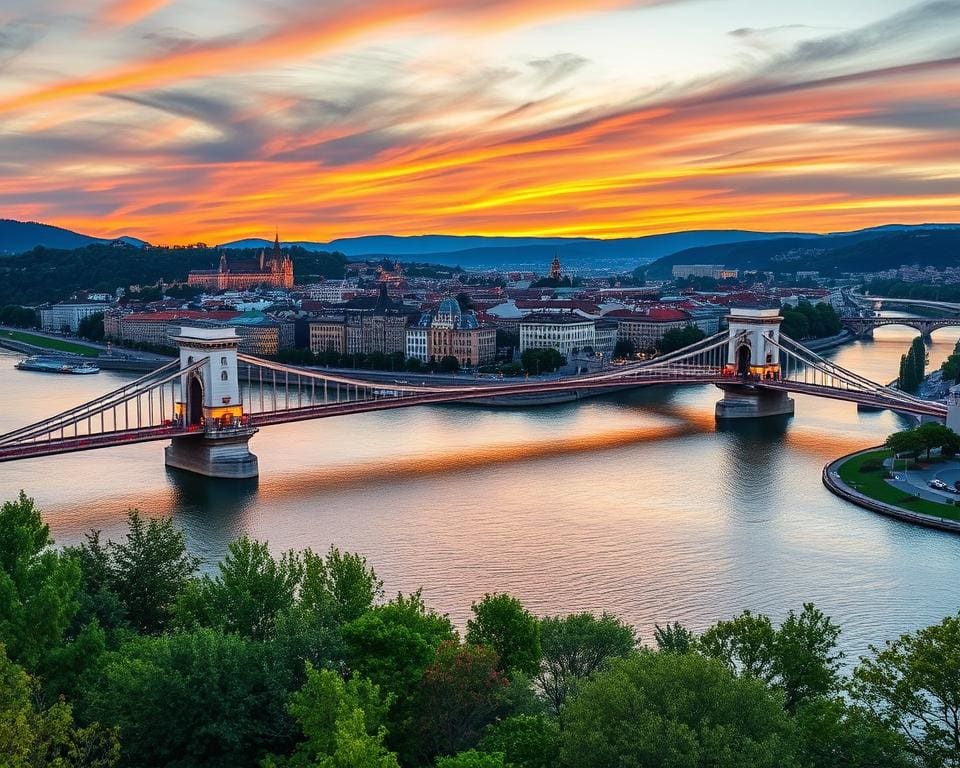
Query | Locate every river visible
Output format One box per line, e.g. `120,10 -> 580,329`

1,315 -> 958,659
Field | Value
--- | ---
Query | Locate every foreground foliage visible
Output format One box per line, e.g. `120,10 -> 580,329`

1,492 -> 959,767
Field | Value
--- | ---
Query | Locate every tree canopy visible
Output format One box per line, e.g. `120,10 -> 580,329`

2,492 -> 959,768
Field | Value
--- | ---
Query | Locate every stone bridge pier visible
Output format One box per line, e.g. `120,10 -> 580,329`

715,308 -> 795,419
164,327 -> 259,479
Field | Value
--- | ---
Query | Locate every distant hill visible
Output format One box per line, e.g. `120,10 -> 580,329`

0,220 -> 154,254
5,218 -> 959,276
0,220 -> 105,254
221,230 -> 810,272
645,226 -> 960,278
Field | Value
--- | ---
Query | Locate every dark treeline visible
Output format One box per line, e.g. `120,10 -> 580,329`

898,336 -> 927,392
780,301 -> 843,340
0,244 -> 346,306
941,338 -> 960,385
864,278 -> 960,303
0,304 -> 39,328
3,492 -> 960,768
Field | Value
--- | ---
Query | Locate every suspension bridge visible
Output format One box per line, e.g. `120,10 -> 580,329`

0,307 -> 954,478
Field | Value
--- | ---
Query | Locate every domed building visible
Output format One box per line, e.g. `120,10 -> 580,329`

406,296 -> 495,366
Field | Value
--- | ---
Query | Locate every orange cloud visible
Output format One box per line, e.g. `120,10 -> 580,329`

101,0 -> 172,25
0,0 -> 635,115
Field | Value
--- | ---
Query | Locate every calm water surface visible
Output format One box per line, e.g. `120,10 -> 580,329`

1,317 -> 958,659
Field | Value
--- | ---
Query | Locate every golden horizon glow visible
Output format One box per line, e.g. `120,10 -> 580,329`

2,0 -> 959,244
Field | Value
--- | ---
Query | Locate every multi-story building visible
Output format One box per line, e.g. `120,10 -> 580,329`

671,264 -> 737,280
39,302 -> 109,333
305,280 -> 351,303
187,234 -> 294,291
224,315 -> 295,356
362,313 -> 409,355
107,311 -> 240,346
406,298 -> 496,366
306,288 -> 415,357
405,324 -> 429,362
308,317 -> 348,354
611,307 -> 701,351
594,320 -> 618,357
519,313 -> 596,357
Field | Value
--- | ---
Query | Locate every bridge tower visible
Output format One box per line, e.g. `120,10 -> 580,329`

715,307 -> 795,419
164,326 -> 259,479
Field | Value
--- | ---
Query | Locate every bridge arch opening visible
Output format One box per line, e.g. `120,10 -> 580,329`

736,344 -> 751,377
188,375 -> 204,425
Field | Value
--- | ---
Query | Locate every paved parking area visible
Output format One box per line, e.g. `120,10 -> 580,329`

886,458 -> 960,504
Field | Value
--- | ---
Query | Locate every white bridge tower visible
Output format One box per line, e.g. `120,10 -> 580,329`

716,307 -> 795,419
164,326 -> 259,479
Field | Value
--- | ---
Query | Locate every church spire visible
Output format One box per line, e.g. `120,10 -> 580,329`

273,228 -> 281,262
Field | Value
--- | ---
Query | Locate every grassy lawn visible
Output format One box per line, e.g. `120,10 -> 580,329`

0,330 -> 100,357
837,449 -> 960,521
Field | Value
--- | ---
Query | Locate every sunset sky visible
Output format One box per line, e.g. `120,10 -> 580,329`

1,0 -> 958,243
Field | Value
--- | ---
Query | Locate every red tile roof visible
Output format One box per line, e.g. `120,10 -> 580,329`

122,311 -> 241,323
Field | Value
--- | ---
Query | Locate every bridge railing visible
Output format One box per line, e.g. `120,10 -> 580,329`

0,359 -> 205,448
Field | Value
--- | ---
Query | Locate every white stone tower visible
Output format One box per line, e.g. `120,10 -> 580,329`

164,326 -> 259,478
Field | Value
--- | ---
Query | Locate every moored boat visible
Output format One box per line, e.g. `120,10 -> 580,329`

15,355 -> 100,374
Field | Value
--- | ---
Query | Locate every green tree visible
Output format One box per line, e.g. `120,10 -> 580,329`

520,348 -> 565,375
466,593 -> 541,677
657,325 -> 706,354
175,537 -> 302,640
774,603 -> 843,711
915,421 -> 960,460
68,531 -> 126,634
272,663 -> 397,768
436,750 -> 505,768
699,609 -> 777,682
699,604 -> 842,711
477,715 -> 561,768
343,592 -> 456,700
911,336 -> 926,384
81,628 -> 295,768
851,613 -> 960,768
299,546 -> 383,628
560,652 -> 795,768
77,312 -> 105,341
343,591 -> 456,761
439,355 -> 461,373
107,511 -> 199,634
0,642 -> 120,768
793,697 -> 913,768
885,428 -> 927,460
412,641 -> 508,762
0,492 -> 81,670
536,612 -> 636,717
653,621 -> 696,654
612,338 -> 635,359
781,309 -> 810,339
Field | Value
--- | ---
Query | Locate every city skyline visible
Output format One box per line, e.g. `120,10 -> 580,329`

1,0 -> 958,243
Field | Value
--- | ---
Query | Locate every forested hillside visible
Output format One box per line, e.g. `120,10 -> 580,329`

0,244 -> 346,305
646,229 -> 960,278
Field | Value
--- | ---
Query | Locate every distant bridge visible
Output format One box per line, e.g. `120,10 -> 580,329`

842,315 -> 960,339
0,308 -> 952,478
